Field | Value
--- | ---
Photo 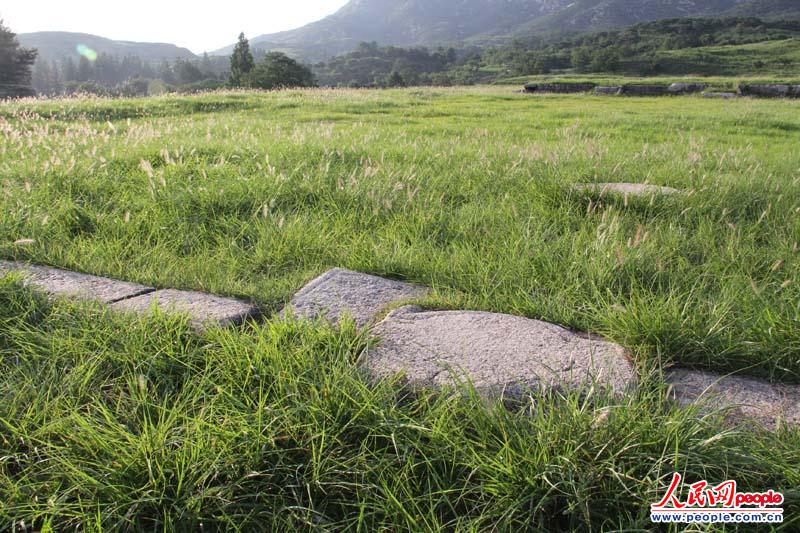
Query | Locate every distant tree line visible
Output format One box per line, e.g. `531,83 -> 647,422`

30,52 -> 230,96
313,41 -> 465,87
486,17 -> 800,76
26,32 -> 315,96
1,19 -> 37,98
0,23 -> 317,98
4,15 -> 800,98
306,16 -> 800,87
229,33 -> 315,89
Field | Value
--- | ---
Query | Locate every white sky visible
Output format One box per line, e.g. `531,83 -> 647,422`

1,0 -> 349,53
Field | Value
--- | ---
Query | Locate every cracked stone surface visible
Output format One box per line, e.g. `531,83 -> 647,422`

112,289 -> 258,329
0,260 -> 153,303
283,268 -> 430,328
574,183 -> 680,196
667,369 -> 800,430
364,306 -> 636,398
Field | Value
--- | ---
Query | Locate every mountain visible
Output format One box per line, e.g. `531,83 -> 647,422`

212,0 -> 778,61
18,32 -> 197,63
515,0 -> 745,36
723,0 -> 800,19
213,0 -> 567,59
214,0 -> 570,59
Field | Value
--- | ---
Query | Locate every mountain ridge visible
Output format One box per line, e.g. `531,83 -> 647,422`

17,0 -> 798,66
18,32 -> 197,63
212,0 -> 779,61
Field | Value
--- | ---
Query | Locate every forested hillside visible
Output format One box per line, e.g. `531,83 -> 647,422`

490,17 -> 800,76
312,17 -> 800,86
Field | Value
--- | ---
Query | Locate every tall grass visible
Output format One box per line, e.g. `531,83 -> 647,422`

1,88 -> 799,529
1,279 -> 798,530
1,89 -> 797,380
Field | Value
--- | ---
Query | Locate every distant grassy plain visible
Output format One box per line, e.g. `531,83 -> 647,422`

499,73 -> 800,90
1,88 -> 799,530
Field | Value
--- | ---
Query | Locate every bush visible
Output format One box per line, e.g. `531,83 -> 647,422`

245,52 -> 315,90
119,77 -> 150,97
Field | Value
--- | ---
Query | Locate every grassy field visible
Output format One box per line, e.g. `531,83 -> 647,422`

1,87 -> 799,530
656,38 -> 800,77
498,73 -> 800,90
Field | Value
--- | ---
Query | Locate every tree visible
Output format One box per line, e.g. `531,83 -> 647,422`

245,52 -> 314,90
201,52 -> 213,76
76,56 -> 92,82
175,59 -> 203,84
94,53 -> 119,85
62,57 -> 77,82
157,60 -> 176,85
386,70 -> 405,87
229,32 -> 254,87
0,19 -> 38,98
570,47 -> 592,72
32,59 -> 50,94
589,48 -> 621,73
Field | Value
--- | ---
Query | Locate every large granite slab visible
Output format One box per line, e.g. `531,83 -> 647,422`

283,268 -> 430,328
574,183 -> 680,197
0,260 -> 153,303
620,85 -> 669,97
112,289 -> 259,330
667,369 -> 800,430
595,86 -> 622,96
668,83 -> 708,95
524,82 -> 596,94
364,306 -> 636,399
738,84 -> 800,99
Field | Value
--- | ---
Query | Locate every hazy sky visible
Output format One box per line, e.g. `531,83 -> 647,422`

1,0 -> 350,53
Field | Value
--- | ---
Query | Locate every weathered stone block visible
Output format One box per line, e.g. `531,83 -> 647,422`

0,260 -> 153,303
621,85 -> 669,97
667,369 -> 800,430
738,84 -> 794,98
283,268 -> 429,328
112,289 -> 258,329
364,306 -> 636,399
524,83 -> 596,94
703,92 -> 738,99
594,86 -> 622,96
668,83 -> 708,95
574,183 -> 680,196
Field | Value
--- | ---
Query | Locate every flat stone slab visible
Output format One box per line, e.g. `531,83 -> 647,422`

283,268 -> 430,328
574,183 -> 680,196
112,289 -> 258,330
364,306 -> 635,399
667,369 -> 800,430
595,86 -> 622,96
703,92 -> 738,99
0,260 -> 153,303
668,83 -> 708,95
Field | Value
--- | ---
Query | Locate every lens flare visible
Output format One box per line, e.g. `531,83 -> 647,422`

76,44 -> 98,61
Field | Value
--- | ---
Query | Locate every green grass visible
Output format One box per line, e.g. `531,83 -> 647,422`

1,87 -> 799,529
498,73 -> 800,91
657,38 -> 800,77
